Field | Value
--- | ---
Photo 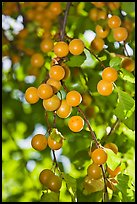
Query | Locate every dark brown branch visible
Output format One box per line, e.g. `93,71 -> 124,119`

100,165 -> 109,202
60,2 -> 71,41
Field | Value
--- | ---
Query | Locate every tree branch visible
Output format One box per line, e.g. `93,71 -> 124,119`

60,2 -> 71,41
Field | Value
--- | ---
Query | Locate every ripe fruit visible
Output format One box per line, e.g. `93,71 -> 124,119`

113,27 -> 128,42
98,10 -> 107,20
56,100 -> 72,118
104,143 -> 118,154
107,2 -> 120,11
90,37 -> 104,53
82,92 -> 92,107
69,39 -> 84,55
107,166 -> 121,178
25,87 -> 39,104
37,83 -> 53,99
89,8 -> 98,21
95,25 -> 110,39
30,53 -> 44,68
61,63 -> 70,80
49,65 -> 65,81
39,169 -> 54,186
43,95 -> 61,111
68,116 -> 84,132
97,80 -> 113,96
102,67 -> 118,82
31,134 -> 47,151
54,41 -> 69,57
49,2 -> 62,16
47,174 -> 62,192
91,2 -> 105,8
121,58 -> 135,72
48,136 -> 63,150
66,90 -> 82,107
40,38 -> 54,53
87,163 -> 102,180
91,148 -> 107,165
47,78 -> 61,93
108,15 -> 121,29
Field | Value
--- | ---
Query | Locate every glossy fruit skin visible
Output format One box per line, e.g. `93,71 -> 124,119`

47,174 -> 62,192
121,58 -> 135,72
95,25 -> 110,39
31,134 -> 47,151
49,65 -> 65,81
43,95 -> 61,111
104,143 -> 118,154
48,136 -> 63,150
90,37 -> 104,53
39,169 -> 54,186
37,83 -> 53,99
113,27 -> 128,42
97,80 -> 113,96
66,90 -> 82,107
25,87 -> 39,104
40,38 -> 54,53
108,15 -> 121,29
87,163 -> 102,180
107,166 -> 121,177
68,116 -> 84,132
56,100 -> 72,118
102,67 -> 118,82
61,63 -> 70,80
98,10 -> 107,20
54,41 -> 69,57
31,53 -> 44,68
47,78 -> 61,93
69,39 -> 84,55
91,148 -> 108,165
49,2 -> 62,16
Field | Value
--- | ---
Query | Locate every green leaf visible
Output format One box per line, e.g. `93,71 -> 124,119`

66,55 -> 86,67
109,57 -> 122,69
40,191 -> 59,202
105,148 -> 121,170
83,177 -> 104,194
62,173 -> 77,201
114,88 -> 135,120
121,2 -> 135,14
49,128 -> 65,142
119,68 -> 135,83
116,174 -> 134,202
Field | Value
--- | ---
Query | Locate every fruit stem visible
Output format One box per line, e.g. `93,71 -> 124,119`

77,106 -> 99,148
60,2 -> 72,41
85,47 -> 106,69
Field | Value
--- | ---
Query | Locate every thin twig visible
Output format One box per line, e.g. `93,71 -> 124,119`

60,2 -> 71,41
85,47 -> 106,69
100,165 -> 109,202
53,112 -> 57,128
77,106 -> 99,148
107,118 -> 120,136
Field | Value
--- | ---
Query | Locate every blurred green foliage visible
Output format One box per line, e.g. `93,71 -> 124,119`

2,2 -> 135,202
